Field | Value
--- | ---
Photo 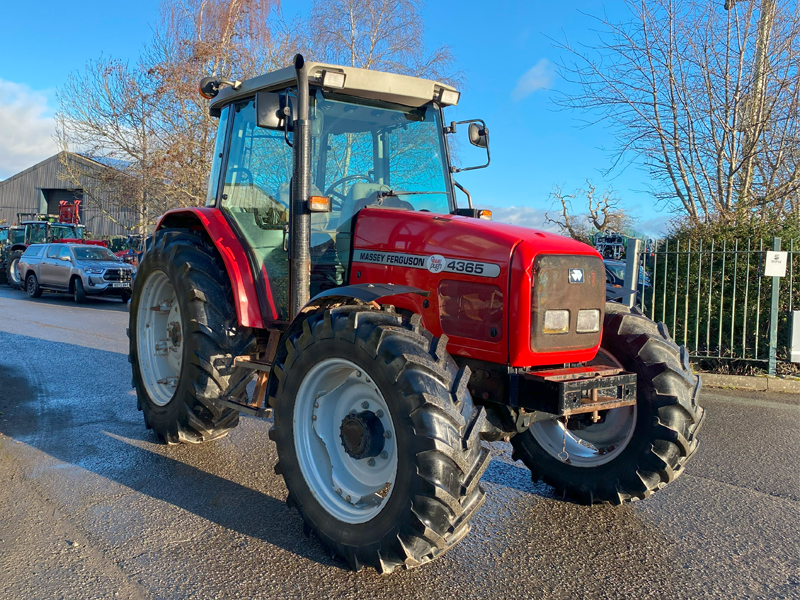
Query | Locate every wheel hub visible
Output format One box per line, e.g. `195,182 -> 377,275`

340,411 -> 385,459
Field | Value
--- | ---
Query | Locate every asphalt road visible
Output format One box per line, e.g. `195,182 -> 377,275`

0,286 -> 797,600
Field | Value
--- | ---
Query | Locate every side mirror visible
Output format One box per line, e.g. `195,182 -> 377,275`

256,92 -> 292,130
468,122 -> 489,149
60,256 -> 71,262
446,119 -> 490,173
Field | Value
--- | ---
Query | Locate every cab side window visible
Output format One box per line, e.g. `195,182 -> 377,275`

46,245 -> 61,259
59,247 -> 72,261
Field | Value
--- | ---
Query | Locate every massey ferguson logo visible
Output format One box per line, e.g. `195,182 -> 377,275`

569,268 -> 584,283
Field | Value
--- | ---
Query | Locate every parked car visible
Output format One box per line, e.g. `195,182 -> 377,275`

18,243 -> 136,303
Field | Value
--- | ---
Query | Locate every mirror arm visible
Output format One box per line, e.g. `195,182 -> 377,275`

452,180 -> 473,209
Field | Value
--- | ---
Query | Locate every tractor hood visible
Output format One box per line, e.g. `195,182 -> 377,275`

352,207 -> 600,270
351,208 -> 604,368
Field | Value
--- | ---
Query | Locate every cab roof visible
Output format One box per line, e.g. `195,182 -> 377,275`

209,61 -> 459,116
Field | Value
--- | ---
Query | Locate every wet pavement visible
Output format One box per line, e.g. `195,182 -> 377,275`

0,286 -> 798,599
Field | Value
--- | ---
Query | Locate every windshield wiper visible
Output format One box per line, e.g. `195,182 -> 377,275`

376,190 -> 447,199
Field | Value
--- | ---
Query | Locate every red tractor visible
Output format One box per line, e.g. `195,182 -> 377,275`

129,56 -> 703,573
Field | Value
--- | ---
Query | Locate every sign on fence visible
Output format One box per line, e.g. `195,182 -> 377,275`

764,251 -> 788,277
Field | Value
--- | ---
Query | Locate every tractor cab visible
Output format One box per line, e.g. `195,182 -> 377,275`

21,220 -> 83,245
204,65 -> 471,320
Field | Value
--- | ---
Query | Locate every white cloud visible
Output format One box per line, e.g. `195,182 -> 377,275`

0,80 -> 58,179
511,59 -> 554,101
477,204 -> 560,232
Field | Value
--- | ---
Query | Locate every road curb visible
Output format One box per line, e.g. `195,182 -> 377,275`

699,373 -> 800,394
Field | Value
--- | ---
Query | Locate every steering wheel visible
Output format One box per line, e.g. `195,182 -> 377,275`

324,174 -> 373,203
228,167 -> 254,185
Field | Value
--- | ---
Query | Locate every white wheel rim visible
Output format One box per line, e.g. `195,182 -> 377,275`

9,259 -> 19,284
294,358 -> 398,524
529,349 -> 637,467
136,270 -> 183,406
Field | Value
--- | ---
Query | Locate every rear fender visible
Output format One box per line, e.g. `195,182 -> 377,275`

156,208 -> 265,329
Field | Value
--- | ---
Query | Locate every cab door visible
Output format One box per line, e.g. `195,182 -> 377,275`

219,99 -> 292,322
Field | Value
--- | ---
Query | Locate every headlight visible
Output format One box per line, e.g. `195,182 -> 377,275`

577,309 -> 601,333
85,268 -> 104,275
543,309 -> 570,334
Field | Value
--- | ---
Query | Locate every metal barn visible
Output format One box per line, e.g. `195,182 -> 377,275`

0,152 -> 135,237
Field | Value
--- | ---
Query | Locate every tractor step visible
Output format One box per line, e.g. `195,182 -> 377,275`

234,356 -> 273,372
218,397 -> 272,419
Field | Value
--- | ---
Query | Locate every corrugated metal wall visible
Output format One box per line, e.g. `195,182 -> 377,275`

0,152 -> 136,238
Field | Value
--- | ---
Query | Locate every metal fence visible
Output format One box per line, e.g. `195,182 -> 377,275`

636,237 -> 799,375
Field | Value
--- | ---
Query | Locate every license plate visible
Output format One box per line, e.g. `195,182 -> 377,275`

112,282 -> 130,288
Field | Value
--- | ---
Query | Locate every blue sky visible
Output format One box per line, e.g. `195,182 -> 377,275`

0,0 -> 670,235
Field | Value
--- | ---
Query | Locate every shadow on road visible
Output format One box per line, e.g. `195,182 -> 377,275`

0,353 -> 342,570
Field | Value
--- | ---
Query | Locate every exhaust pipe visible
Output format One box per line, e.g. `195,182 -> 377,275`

290,54 -> 311,317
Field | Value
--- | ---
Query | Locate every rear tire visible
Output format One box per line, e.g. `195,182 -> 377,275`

511,303 -> 704,504
129,229 -> 256,444
269,306 -> 490,573
26,273 -> 42,298
7,251 -> 23,289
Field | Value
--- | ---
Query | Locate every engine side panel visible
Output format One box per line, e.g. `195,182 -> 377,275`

156,208 -> 265,329
351,208 -> 603,367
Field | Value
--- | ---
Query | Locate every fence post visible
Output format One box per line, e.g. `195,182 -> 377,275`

768,237 -> 781,376
624,238 -> 643,308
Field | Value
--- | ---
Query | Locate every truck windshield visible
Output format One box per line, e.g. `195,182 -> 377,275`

73,247 -> 119,261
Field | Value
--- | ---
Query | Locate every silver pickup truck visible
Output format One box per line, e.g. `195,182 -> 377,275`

18,243 -> 136,303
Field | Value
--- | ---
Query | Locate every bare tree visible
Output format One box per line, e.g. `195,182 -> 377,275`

546,181 -> 632,242
555,0 -> 800,224
55,0 -> 286,232
308,0 -> 459,84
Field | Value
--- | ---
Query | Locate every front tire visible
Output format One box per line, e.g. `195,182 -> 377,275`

7,251 -> 23,289
129,229 -> 256,444
511,303 -> 704,504
73,278 -> 87,303
269,306 -> 490,573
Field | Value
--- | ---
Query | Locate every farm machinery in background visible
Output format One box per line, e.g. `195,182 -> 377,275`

128,56 -> 704,574
3,200 -> 107,289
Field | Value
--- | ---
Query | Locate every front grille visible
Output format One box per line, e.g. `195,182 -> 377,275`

530,254 -> 604,352
103,269 -> 132,282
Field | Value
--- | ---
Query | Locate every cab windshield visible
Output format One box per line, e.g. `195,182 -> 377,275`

51,225 -> 81,241
0,229 -> 7,244
72,246 -> 119,261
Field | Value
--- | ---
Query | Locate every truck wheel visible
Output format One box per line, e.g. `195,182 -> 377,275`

511,303 -> 704,504
26,273 -> 42,298
7,251 -> 23,289
269,306 -> 490,573
73,278 -> 87,303
129,229 -> 256,444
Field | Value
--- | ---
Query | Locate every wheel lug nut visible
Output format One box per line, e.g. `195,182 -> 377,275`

380,451 -> 388,459
375,409 -> 383,418
312,415 -> 317,421
346,495 -> 351,502
314,402 -> 319,408
366,377 -> 371,383
349,409 -> 357,416
356,371 -> 362,377
361,401 -> 369,409
367,458 -> 375,466
336,488 -> 342,495
383,431 -> 391,439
